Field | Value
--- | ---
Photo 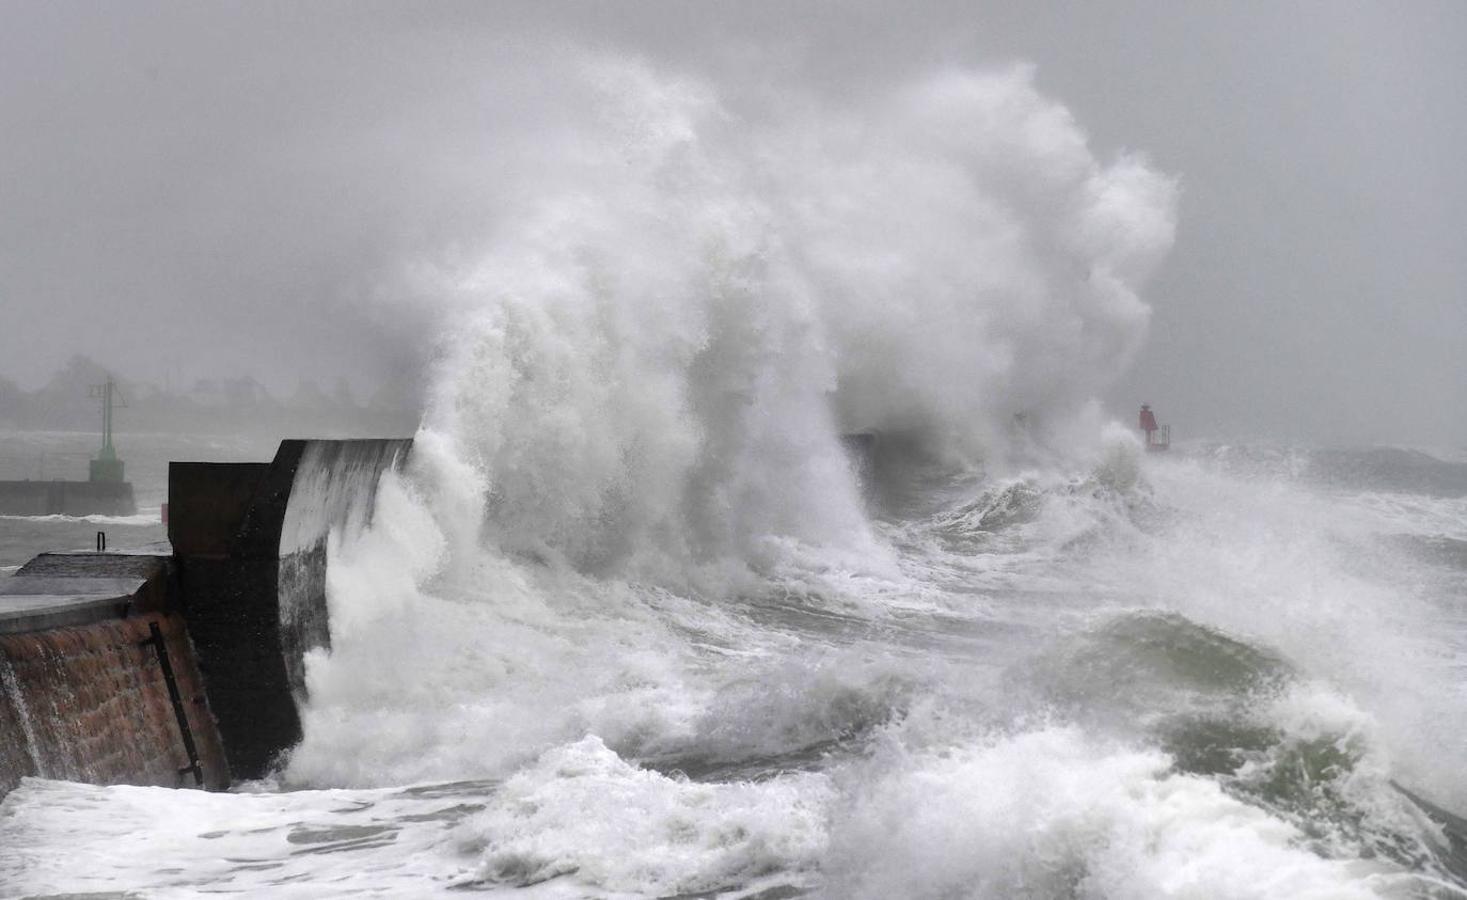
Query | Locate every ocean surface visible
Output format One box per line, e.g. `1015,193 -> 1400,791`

2,430 -> 1466,899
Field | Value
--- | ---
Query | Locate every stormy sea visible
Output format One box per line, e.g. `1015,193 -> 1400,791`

4,435 -> 1467,898
4,61 -> 1467,899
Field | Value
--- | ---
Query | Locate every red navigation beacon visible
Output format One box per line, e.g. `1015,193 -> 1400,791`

1139,403 -> 1170,452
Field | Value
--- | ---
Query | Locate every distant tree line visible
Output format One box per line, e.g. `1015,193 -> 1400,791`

0,355 -> 420,436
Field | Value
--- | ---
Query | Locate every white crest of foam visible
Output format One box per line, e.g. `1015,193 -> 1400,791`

459,736 -> 832,895
825,726 -> 1409,900
0,511 -> 162,526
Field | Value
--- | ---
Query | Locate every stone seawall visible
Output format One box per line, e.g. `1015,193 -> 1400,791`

0,554 -> 228,797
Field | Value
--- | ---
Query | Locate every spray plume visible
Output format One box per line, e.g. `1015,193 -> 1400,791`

400,54 -> 1176,580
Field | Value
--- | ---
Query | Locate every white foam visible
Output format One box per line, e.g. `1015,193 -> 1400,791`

459,736 -> 831,895
287,451 -> 712,787
0,776 -> 477,897
1334,490 -> 1467,542
1,739 -> 831,899
826,725 -> 1416,900
1088,456 -> 1467,809
0,510 -> 162,526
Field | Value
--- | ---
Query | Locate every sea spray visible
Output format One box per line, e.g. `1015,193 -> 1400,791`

402,55 -> 1177,580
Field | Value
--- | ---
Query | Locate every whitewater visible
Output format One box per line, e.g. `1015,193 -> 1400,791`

4,57 -> 1467,899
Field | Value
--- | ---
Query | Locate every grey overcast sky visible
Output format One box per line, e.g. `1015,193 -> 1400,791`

2,1 -> 1464,445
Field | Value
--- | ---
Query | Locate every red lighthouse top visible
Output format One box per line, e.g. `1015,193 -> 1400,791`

1138,404 -> 1170,451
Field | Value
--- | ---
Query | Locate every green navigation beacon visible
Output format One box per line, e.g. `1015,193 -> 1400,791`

0,377 -> 136,515
88,378 -> 126,484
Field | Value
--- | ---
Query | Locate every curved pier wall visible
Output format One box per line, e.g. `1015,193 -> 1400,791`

276,440 -> 412,696
170,438 -> 411,780
0,554 -> 228,798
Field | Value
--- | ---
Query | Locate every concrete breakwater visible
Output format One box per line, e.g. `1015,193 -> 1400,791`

0,479 -> 136,516
0,438 -> 410,799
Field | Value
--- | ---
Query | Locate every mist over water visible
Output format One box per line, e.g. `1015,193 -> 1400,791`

5,51 -> 1467,900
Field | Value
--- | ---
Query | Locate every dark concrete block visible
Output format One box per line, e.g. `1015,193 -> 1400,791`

167,462 -> 269,557
170,438 -> 410,780
173,555 -> 299,779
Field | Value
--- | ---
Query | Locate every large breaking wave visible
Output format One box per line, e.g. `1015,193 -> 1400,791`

397,56 -> 1176,580
285,52 -> 1177,784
